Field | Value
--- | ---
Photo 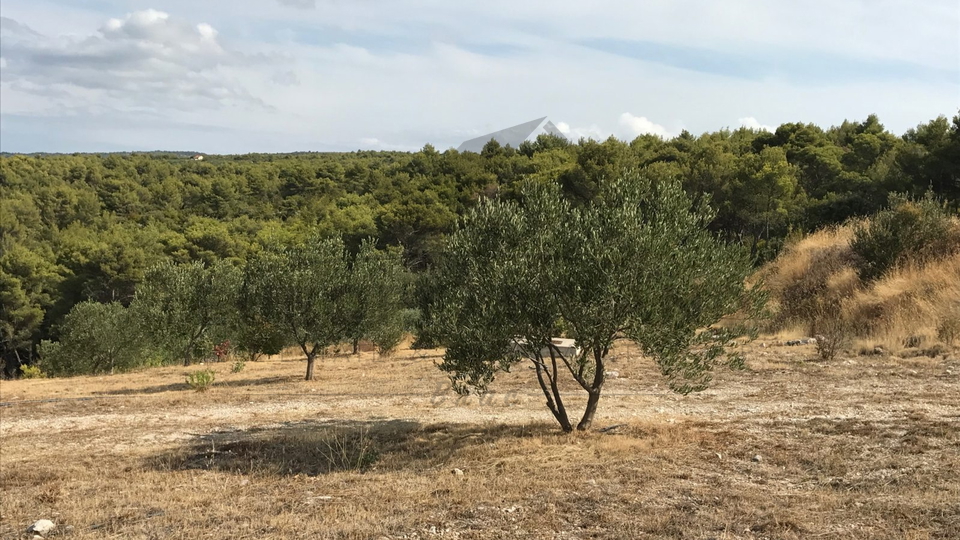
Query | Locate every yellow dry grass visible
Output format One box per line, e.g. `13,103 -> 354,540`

758,220 -> 960,355
2,341 -> 959,539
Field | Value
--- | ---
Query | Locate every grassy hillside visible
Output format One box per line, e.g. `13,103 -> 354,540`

759,216 -> 960,355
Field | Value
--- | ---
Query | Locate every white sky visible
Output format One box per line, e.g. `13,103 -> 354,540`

1,0 -> 957,153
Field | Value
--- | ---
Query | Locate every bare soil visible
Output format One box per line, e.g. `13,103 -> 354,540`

1,342 -> 958,539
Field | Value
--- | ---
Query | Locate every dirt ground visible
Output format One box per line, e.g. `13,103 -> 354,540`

1,341 -> 958,539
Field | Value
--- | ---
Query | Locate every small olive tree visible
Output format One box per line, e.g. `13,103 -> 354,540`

39,301 -> 144,376
343,239 -> 411,354
240,237 -> 348,381
432,175 -> 763,432
133,260 -> 241,366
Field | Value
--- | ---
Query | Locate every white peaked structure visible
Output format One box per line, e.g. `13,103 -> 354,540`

457,117 -> 567,153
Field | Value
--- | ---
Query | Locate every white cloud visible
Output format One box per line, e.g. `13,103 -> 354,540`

0,1 -> 956,153
277,0 -> 316,8
618,113 -> 670,138
738,117 -> 774,132
0,11 -> 272,115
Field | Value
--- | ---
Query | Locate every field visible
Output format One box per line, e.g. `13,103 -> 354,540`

1,342 -> 958,539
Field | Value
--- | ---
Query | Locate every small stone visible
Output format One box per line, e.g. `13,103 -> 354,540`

27,520 -> 55,536
605,370 -> 619,379
752,454 -> 763,463
873,346 -> 885,355
451,468 -> 464,477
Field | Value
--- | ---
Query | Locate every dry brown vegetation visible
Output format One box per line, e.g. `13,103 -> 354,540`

2,340 -> 959,539
758,219 -> 960,355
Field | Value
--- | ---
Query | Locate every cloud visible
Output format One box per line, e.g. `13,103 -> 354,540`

277,0 -> 316,8
618,112 -> 670,138
738,117 -> 774,132
0,11 -> 271,114
0,1 -> 957,153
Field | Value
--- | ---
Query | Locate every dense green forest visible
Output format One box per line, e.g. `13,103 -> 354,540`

2,113 -> 958,376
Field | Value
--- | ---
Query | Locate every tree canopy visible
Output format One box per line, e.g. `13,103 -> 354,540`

431,175 -> 763,431
2,112 -> 958,374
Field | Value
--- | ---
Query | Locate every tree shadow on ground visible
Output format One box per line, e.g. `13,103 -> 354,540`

93,375 -> 301,396
147,419 -> 557,476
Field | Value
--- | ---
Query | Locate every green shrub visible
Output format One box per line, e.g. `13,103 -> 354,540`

186,369 -> 216,392
851,193 -> 958,281
39,301 -> 144,376
231,360 -> 246,373
19,364 -> 45,379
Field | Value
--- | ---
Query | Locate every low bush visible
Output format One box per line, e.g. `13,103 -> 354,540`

39,301 -> 144,376
19,364 -> 45,379
318,427 -> 379,472
851,193 -> 959,282
186,369 -> 216,392
937,314 -> 960,347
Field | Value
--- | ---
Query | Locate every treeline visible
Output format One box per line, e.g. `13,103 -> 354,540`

2,113 -> 959,374
35,238 -> 410,380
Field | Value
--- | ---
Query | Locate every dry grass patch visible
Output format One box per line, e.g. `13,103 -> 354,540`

759,220 -> 960,357
2,344 -> 959,539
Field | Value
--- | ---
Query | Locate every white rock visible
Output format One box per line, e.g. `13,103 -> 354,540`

451,468 -> 464,477
605,370 -> 619,379
27,520 -> 55,536
752,454 -> 763,463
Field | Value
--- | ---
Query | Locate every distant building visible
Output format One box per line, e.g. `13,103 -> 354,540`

457,117 -> 567,153
191,154 -> 204,161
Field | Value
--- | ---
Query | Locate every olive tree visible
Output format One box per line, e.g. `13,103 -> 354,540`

342,239 -> 411,354
239,237 -> 348,381
39,301 -> 143,376
432,175 -> 763,432
133,260 -> 240,366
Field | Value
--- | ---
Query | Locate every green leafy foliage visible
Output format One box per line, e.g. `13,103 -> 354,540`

18,364 -> 45,379
240,237 -> 349,381
343,240 -> 412,355
431,174 -> 763,431
133,260 -> 240,365
186,369 -> 216,392
2,112 -> 958,376
38,301 -> 144,376
851,193 -> 959,281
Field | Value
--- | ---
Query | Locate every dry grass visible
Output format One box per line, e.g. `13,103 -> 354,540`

2,341 -> 959,539
758,220 -> 960,356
